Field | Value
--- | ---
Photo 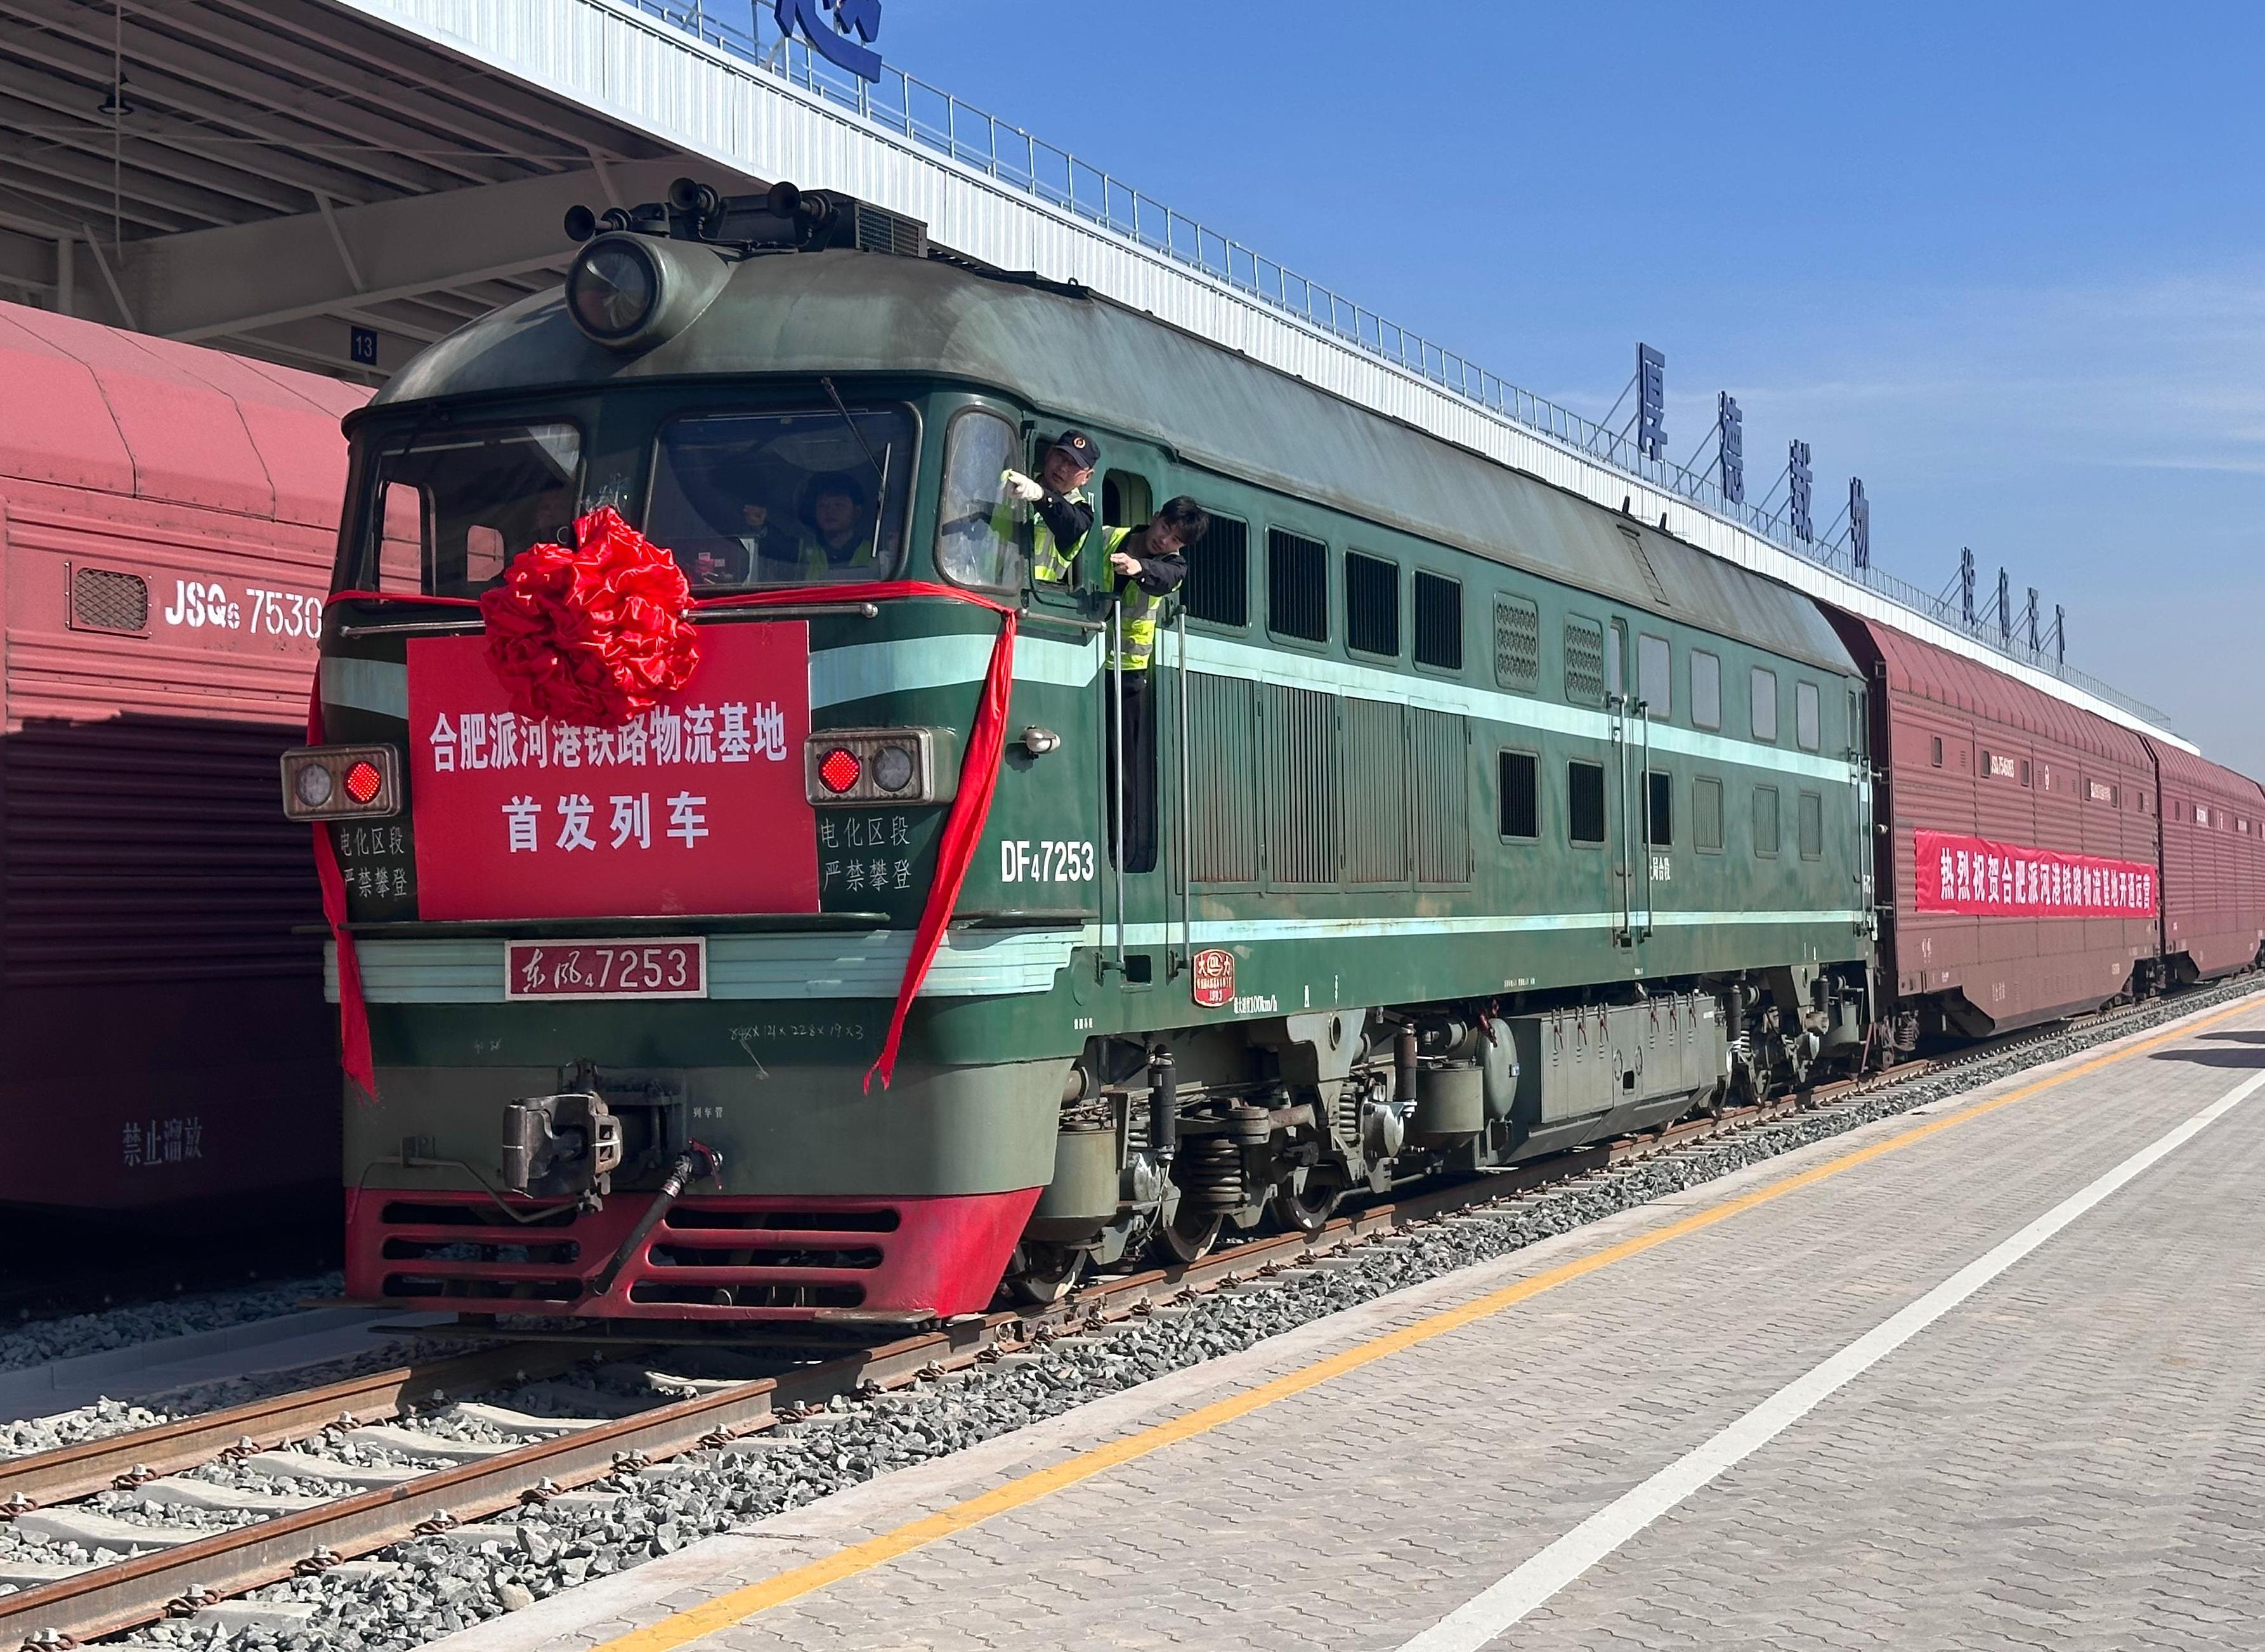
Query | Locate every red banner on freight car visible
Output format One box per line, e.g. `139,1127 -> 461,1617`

406,625 -> 818,920
1913,829 -> 2155,919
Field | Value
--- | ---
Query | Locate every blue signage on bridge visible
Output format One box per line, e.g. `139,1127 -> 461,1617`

1636,343 -> 1666,462
776,0 -> 884,82
1717,392 -> 1744,505
1787,440 -> 1813,543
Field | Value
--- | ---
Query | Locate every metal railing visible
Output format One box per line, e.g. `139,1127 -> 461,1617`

625,0 -> 2174,732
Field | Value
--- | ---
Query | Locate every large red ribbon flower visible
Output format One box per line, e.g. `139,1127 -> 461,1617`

478,507 -> 699,727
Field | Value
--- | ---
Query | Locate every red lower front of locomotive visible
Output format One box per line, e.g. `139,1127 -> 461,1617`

345,1185 -> 1040,1322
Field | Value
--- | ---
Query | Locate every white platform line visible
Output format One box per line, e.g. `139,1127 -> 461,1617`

1394,1063 -> 2265,1652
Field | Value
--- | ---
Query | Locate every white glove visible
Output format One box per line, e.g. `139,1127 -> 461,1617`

1001,469 -> 1044,504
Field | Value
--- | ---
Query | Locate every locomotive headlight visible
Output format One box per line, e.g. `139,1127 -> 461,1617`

870,743 -> 916,795
567,239 -> 660,341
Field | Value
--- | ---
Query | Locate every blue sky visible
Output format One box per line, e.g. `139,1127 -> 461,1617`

876,2 -> 2262,772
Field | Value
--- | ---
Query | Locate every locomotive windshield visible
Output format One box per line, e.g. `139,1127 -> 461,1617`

644,406 -> 914,591
337,402 -> 915,598
352,420 -> 585,597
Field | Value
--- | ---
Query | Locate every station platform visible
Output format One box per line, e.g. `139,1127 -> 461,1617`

435,996 -> 2265,1652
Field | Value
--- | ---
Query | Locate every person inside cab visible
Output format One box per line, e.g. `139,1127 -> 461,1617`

1102,495 -> 1209,873
795,472 -> 879,579
998,431 -> 1099,586
685,497 -> 799,589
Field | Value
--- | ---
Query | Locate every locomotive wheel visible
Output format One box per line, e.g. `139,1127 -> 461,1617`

1159,1204 -> 1222,1263
1008,1243 -> 1086,1305
1267,1174 -> 1341,1235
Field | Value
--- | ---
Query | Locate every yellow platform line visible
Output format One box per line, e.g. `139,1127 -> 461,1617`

596,996 -> 2259,1652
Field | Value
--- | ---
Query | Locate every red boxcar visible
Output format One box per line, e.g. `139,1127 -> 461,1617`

2143,740 -> 2265,982
0,302 -> 365,1226
1829,611 -> 2160,1036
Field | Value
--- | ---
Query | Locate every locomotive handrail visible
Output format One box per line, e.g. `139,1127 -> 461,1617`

1175,605 -> 1193,979
1110,600 -> 1127,972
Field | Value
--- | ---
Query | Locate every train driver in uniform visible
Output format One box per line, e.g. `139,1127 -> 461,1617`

793,472 -> 880,580
998,430 -> 1099,585
1100,494 -> 1210,872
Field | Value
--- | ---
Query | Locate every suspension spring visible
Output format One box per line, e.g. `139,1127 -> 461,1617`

1180,1135 -> 1244,1212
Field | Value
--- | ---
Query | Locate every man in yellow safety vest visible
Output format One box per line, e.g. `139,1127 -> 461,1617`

1100,495 -> 1209,871
998,431 -> 1099,585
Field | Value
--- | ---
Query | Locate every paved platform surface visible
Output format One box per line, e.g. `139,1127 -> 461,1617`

436,996 -> 2265,1652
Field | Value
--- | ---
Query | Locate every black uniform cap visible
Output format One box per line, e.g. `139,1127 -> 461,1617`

1049,430 -> 1100,470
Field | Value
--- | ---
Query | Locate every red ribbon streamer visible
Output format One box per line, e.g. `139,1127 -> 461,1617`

306,682 -> 379,1103
316,580 -> 1017,1097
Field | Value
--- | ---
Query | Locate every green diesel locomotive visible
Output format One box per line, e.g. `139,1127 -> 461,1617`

290,183 -> 1876,1320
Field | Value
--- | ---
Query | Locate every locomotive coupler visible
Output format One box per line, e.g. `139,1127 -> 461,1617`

500,1093 -> 624,1203
588,1141 -> 722,1300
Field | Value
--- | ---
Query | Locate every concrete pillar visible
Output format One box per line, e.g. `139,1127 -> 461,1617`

54,235 -> 72,317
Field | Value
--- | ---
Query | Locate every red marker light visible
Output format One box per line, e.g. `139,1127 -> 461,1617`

344,760 -> 384,805
818,747 -> 862,794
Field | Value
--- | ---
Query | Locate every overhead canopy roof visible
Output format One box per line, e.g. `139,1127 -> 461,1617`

0,0 -> 718,379
0,0 -> 2194,751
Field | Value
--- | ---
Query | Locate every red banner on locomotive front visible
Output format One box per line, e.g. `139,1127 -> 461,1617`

1913,828 -> 2157,920
406,623 -> 819,920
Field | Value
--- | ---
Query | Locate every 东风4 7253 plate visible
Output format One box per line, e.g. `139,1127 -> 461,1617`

504,938 -> 707,1000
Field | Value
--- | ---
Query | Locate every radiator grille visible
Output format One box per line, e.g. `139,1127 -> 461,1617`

1343,698 -> 1408,884
69,566 -> 150,634
1262,683 -> 1338,885
1188,672 -> 1258,883
1565,618 -> 1606,705
1267,529 -> 1328,642
1494,596 -> 1540,691
1411,707 -> 1470,883
1182,516 -> 1249,628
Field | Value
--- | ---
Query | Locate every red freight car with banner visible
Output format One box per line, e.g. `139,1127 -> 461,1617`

2141,738 -> 2265,982
1827,611 -> 2162,1037
0,301 -> 364,1226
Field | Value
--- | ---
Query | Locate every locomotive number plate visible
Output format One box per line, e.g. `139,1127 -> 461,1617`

505,939 -> 708,1001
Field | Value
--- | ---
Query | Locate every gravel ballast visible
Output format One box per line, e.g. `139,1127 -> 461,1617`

88,979 -> 2265,1650
0,1276 -> 344,1379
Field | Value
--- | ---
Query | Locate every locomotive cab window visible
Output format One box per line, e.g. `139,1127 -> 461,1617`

649,404 -> 915,592
1795,680 -> 1821,751
1568,760 -> 1607,845
355,420 -> 584,597
1101,470 -> 1152,538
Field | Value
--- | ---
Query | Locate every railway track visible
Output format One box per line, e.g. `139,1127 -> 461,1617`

0,981 -> 2242,1649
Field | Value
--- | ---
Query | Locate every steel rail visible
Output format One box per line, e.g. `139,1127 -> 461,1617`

0,984 -> 2228,1648
0,1346 -> 584,1510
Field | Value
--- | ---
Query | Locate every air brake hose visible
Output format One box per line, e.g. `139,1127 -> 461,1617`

589,1141 -> 721,1300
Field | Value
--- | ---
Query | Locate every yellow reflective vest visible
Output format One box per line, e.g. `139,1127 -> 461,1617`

1103,526 -> 1163,672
